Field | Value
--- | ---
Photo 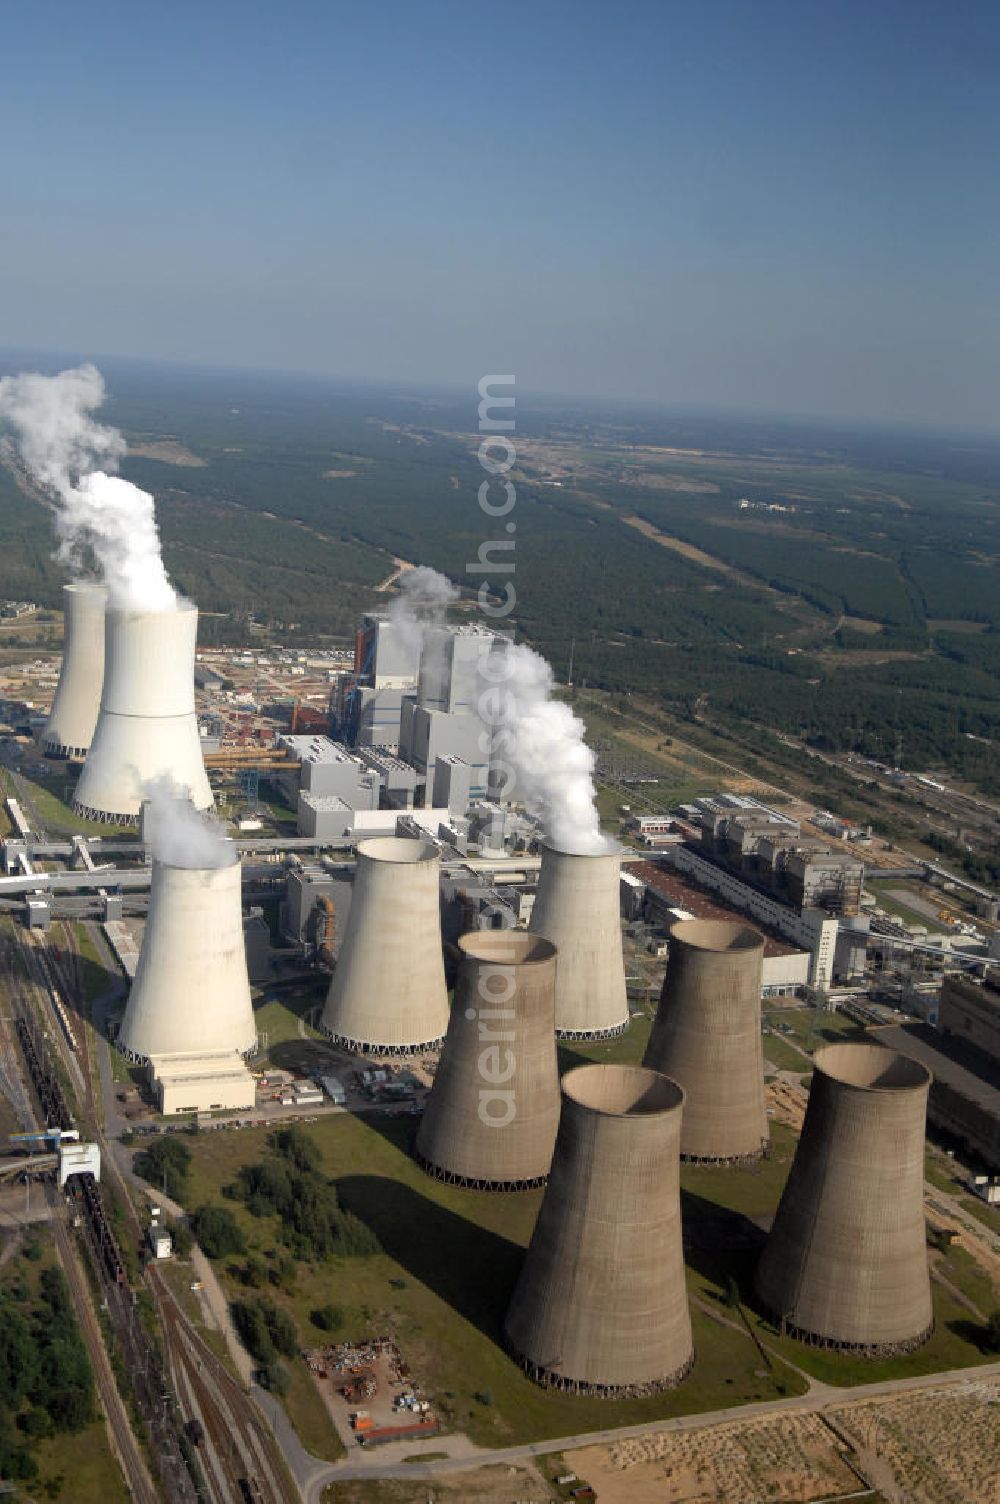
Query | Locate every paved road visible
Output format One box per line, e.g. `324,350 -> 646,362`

306,1358 -> 1000,1497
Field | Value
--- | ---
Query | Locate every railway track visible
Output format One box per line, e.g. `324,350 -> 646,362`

154,1270 -> 298,1504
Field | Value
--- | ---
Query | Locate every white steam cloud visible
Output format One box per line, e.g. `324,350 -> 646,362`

143,779 -> 234,869
493,643 -> 610,855
0,364 -> 177,612
389,565 -> 458,652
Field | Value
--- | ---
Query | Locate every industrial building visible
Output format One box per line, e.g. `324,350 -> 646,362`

878,1011 -> 1000,1172
528,844 -> 629,1039
41,582 -> 106,759
702,810 -> 865,915
505,1063 -> 694,1396
938,969 -> 1000,1063
643,918 -> 769,1164
665,843 -> 840,988
416,931 -> 561,1189
118,851 -> 257,1063
755,1043 -> 933,1354
72,604 -> 213,823
355,746 -> 418,809
277,735 -> 381,808
397,624 -> 499,804
148,1050 -> 257,1116
628,859 -> 810,995
320,835 -> 449,1054
338,612 -> 422,748
297,792 -> 356,842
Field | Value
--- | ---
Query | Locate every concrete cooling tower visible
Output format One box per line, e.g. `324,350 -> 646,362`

504,1063 -> 694,1396
527,845 -> 628,1039
415,931 -> 560,1190
118,853 -> 257,1062
321,836 -> 449,1055
41,583 -> 106,759
643,919 -> 768,1164
72,604 -> 212,823
755,1043 -> 933,1355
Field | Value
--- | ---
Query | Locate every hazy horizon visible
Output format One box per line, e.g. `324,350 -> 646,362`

1,1 -> 997,432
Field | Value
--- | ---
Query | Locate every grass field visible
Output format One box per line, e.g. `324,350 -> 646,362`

168,1002 -> 999,1455
172,1100 -> 809,1454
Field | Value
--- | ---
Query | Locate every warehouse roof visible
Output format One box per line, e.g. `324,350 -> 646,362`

626,859 -> 801,958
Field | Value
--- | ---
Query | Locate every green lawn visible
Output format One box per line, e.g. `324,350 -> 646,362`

172,1108 -> 806,1454
0,766 -> 136,838
762,1034 -> 810,1074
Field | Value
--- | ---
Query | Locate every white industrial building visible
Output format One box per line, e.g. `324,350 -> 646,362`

277,735 -> 381,808
148,1050 -> 256,1115
667,844 -> 839,988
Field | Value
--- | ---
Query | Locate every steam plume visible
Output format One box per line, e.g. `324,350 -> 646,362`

493,643 -> 610,855
389,565 -> 458,651
0,364 -> 177,612
143,779 -> 233,869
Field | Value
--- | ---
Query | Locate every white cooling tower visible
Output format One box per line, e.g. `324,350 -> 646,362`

528,844 -> 629,1039
118,853 -> 257,1062
72,604 -> 212,823
41,583 -> 107,758
320,836 -> 450,1054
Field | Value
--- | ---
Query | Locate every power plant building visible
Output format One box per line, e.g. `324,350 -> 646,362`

41,583 -> 106,759
320,836 -> 449,1054
416,931 -> 560,1188
528,844 -> 629,1039
505,1063 -> 694,1396
118,852 -> 257,1063
643,918 -> 768,1164
398,625 -> 499,803
755,1043 -> 933,1354
339,612 -> 422,749
148,1050 -> 256,1116
277,735 -> 381,807
72,605 -> 213,823
665,843 -> 840,988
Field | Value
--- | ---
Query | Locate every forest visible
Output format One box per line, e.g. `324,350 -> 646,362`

2,357 -> 999,791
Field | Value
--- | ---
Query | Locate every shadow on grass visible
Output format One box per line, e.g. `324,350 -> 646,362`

946,1317 -> 995,1353
680,1190 -> 765,1298
268,1036 -> 343,1077
337,1172 -> 523,1343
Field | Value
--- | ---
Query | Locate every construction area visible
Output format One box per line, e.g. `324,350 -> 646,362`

304,1336 -> 442,1449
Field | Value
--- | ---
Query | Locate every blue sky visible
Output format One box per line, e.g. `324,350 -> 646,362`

1,0 -> 997,428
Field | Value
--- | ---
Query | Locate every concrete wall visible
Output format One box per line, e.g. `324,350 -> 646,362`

528,845 -> 629,1039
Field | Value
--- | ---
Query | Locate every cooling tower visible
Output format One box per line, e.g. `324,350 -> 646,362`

320,836 -> 449,1054
505,1063 -> 694,1396
642,918 -> 768,1164
72,604 -> 212,823
527,844 -> 628,1039
415,931 -> 560,1189
41,583 -> 106,758
118,852 -> 257,1062
755,1043 -> 933,1354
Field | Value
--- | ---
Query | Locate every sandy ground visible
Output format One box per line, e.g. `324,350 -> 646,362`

569,1412 -> 859,1504
325,1461 -> 555,1503
128,439 -> 206,466
567,1382 -> 1000,1504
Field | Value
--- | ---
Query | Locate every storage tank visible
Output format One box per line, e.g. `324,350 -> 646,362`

320,836 -> 449,1054
504,1063 -> 694,1396
73,604 -> 212,822
41,583 -> 106,758
643,918 -> 768,1164
415,931 -> 560,1189
527,844 -> 628,1038
755,1042 -> 933,1354
118,850 -> 257,1062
